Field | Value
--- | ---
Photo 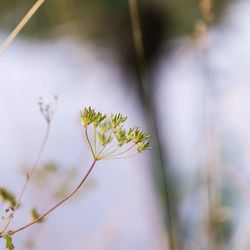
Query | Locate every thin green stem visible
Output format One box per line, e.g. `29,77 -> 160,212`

100,144 -> 120,158
102,153 -> 138,160
94,126 -> 97,155
84,126 -> 95,158
100,143 -> 136,159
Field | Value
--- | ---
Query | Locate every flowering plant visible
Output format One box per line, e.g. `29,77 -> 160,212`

0,105 -> 150,249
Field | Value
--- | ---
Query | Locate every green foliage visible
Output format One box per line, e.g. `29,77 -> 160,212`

0,188 -> 16,208
4,235 -> 15,250
30,208 -> 44,223
111,113 -> 127,128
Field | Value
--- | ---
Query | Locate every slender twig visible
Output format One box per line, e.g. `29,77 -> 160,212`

84,127 -> 95,158
99,144 -> 119,158
128,0 -> 145,65
94,126 -> 97,155
0,0 -> 45,55
102,153 -> 138,160
109,143 -> 135,156
3,159 -> 97,237
96,131 -> 114,159
1,123 -> 51,233
100,143 -> 136,159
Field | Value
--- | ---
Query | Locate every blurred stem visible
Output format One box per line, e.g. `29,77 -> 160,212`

3,159 -> 97,237
128,0 -> 179,249
128,0 -> 145,68
198,48 -> 222,250
1,123 -> 51,234
0,0 -> 45,55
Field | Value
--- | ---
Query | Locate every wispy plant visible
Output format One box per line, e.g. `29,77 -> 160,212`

0,97 -> 57,249
0,106 -> 150,249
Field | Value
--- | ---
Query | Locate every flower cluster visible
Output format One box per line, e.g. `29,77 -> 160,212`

80,107 -> 150,160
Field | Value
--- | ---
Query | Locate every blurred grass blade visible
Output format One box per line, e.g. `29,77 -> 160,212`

128,0 -> 145,66
128,1 -> 179,249
0,0 -> 45,55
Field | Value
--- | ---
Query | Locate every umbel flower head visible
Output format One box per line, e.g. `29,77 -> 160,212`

80,107 -> 151,160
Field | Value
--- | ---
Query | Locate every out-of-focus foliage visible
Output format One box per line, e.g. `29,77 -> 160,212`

0,0 -> 232,76
0,0 -> 231,38
0,188 -> 16,208
166,0 -> 232,36
4,235 -> 14,250
30,208 -> 44,223
0,0 -> 232,61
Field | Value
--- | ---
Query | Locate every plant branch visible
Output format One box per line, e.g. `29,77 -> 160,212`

3,159 -> 97,237
100,143 -> 136,159
94,126 -> 97,155
1,123 -> 51,233
103,153 -> 138,160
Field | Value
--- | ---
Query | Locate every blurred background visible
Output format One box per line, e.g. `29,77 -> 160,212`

1,0 -> 250,249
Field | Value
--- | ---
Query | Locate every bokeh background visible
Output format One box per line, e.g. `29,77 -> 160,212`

2,0 -> 250,249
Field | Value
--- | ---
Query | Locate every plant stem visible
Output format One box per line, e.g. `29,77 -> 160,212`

103,153 -> 138,160
1,123 -> 51,234
101,143 -> 136,159
128,0 -> 145,65
128,0 -> 178,249
84,126 -> 95,158
94,126 -> 97,155
0,0 -> 45,55
4,159 -> 97,237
